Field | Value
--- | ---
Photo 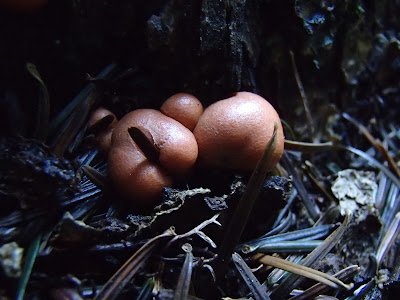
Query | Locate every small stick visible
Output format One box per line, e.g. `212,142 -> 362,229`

26,63 -> 50,142
342,112 -> 400,178
253,254 -> 353,290
128,126 -> 161,164
289,50 -> 314,139
284,140 -> 335,152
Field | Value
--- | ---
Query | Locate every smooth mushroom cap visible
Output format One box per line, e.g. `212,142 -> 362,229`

88,107 -> 118,153
108,144 -> 172,207
108,109 -> 198,206
193,92 -> 284,171
160,93 -> 204,131
111,109 -> 198,175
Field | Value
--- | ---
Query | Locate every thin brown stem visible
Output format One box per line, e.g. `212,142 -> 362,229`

342,112 -> 400,178
289,50 -> 314,139
284,140 -> 335,152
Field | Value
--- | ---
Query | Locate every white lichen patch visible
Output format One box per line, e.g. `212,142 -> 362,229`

0,242 -> 23,278
331,169 -> 378,215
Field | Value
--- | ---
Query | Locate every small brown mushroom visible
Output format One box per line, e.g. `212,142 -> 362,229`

160,93 -> 204,131
108,109 -> 198,208
193,92 -> 284,171
88,107 -> 118,153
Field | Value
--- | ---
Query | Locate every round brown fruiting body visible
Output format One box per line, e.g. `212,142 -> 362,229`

193,92 -> 284,171
88,107 -> 118,153
160,93 -> 204,131
108,109 -> 198,208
